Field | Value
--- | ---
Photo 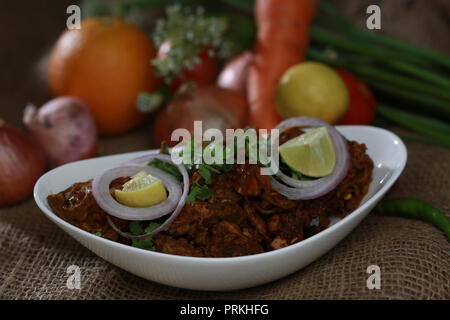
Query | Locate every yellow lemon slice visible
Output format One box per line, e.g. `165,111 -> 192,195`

279,127 -> 336,178
115,171 -> 167,207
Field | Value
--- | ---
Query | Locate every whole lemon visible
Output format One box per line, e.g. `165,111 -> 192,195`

276,62 -> 349,124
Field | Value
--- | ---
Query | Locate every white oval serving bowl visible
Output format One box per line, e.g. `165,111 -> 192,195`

34,126 -> 407,291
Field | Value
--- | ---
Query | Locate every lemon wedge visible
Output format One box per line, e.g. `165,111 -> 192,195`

279,127 -> 336,178
115,171 -> 167,207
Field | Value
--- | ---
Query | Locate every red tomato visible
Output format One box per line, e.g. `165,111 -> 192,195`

336,69 -> 376,125
158,42 -> 218,91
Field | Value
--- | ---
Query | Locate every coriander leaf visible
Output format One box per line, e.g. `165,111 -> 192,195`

187,181 -> 213,205
129,221 -> 144,235
187,193 -> 200,206
144,222 -> 160,233
128,222 -> 161,251
131,237 -> 155,251
195,184 -> 214,201
186,186 -> 199,206
198,165 -> 212,184
291,171 -> 301,180
148,158 -> 183,182
202,163 -> 220,174
290,170 -> 315,181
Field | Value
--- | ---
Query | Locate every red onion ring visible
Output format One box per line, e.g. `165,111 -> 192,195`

270,117 -> 350,200
92,165 -> 181,221
93,153 -> 190,239
106,190 -> 184,239
121,152 -> 160,166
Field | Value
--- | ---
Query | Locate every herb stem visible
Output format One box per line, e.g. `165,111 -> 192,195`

317,0 -> 450,70
367,81 -> 450,120
400,135 -> 450,149
348,65 -> 450,102
377,104 -> 450,148
307,48 -> 450,120
310,27 -> 450,90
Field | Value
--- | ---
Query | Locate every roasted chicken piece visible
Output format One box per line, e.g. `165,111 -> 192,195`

154,234 -> 204,257
267,213 -> 303,250
168,198 -> 245,237
243,201 -> 269,241
261,190 -> 297,210
206,221 -> 263,257
232,164 -> 271,196
47,179 -> 129,241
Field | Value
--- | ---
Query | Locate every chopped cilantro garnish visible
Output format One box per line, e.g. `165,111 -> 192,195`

287,167 -> 316,181
148,158 -> 183,182
187,181 -> 214,206
291,171 -> 303,180
128,221 -> 160,251
198,165 -> 212,184
187,163 -> 222,205
202,163 -> 221,173
277,157 -> 315,181
131,237 -> 155,251
154,129 -> 275,206
145,223 -> 160,233
129,221 -> 144,235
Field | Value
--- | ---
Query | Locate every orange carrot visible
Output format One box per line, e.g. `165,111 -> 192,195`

247,0 -> 318,129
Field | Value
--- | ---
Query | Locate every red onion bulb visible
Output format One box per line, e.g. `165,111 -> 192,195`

23,97 -> 98,168
0,120 -> 46,206
217,51 -> 253,96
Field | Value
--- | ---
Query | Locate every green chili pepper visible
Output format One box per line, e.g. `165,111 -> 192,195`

374,199 -> 450,241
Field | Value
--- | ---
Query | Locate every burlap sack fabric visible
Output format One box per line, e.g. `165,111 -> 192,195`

0,0 -> 449,299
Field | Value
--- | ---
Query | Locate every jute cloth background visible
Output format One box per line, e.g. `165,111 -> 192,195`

0,0 -> 449,299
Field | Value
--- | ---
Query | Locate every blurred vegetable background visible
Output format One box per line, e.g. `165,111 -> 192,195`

76,0 -> 450,147
1,0 -> 450,206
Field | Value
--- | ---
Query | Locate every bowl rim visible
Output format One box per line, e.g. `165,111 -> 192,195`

33,125 -> 407,264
